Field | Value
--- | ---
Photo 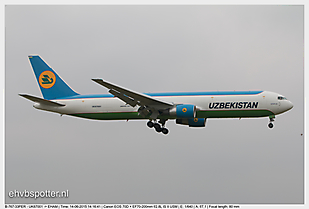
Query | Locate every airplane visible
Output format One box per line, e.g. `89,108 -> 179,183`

19,55 -> 294,135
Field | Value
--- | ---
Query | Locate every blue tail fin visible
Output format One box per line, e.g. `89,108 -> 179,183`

28,55 -> 79,100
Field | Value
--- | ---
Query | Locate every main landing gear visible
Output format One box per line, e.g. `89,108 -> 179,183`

268,117 -> 275,129
147,119 -> 169,135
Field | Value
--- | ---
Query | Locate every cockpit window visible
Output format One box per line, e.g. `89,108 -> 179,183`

278,96 -> 287,100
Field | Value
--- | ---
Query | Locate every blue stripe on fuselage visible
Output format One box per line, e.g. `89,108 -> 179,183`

56,91 -> 263,100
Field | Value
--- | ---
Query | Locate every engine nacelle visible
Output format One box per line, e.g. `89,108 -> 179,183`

169,104 -> 196,118
176,118 -> 206,127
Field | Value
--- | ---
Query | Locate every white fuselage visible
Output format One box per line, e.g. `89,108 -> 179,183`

33,91 -> 293,120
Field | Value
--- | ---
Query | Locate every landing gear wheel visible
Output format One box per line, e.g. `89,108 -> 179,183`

268,123 -> 274,129
162,128 -> 169,135
153,123 -> 160,129
147,121 -> 154,128
154,123 -> 162,132
155,127 -> 162,132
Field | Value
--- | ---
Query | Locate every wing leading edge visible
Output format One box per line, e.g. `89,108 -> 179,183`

91,79 -> 174,110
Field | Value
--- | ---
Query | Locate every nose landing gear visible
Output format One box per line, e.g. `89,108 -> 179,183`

268,117 -> 275,129
147,119 -> 169,135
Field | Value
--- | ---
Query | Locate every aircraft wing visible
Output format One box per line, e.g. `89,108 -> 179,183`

92,79 -> 173,109
19,94 -> 66,107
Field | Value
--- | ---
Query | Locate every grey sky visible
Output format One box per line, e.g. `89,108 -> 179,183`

5,5 -> 303,204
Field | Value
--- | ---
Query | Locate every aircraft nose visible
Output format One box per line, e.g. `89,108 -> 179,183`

287,101 -> 293,110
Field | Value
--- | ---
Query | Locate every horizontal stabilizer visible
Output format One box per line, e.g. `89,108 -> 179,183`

19,94 -> 66,107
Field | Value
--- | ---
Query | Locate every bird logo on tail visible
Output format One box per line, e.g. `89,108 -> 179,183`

39,71 -> 56,89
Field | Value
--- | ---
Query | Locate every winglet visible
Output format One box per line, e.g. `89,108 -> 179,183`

92,78 -> 105,86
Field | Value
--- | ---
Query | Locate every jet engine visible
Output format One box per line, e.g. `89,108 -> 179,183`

169,104 -> 197,118
176,118 -> 206,127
